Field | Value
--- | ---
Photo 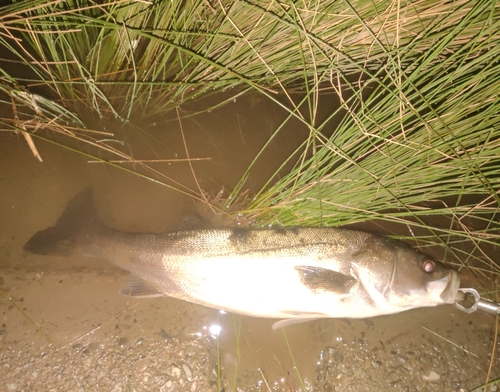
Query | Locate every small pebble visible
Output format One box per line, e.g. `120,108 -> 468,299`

135,337 -> 145,346
182,362 -> 193,381
423,371 -> 440,382
171,366 -> 181,377
118,337 -> 128,347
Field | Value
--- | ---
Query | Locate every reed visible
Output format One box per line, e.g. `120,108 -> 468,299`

1,0 -> 496,119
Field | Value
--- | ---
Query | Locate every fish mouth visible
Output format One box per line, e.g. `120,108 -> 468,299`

425,270 -> 460,304
438,270 -> 460,303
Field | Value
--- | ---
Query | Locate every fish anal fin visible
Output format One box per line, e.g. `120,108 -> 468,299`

120,275 -> 166,298
272,317 -> 324,330
295,265 -> 356,294
272,310 -> 330,329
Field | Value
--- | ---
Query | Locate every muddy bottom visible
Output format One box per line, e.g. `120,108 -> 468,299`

1,98 -> 499,391
1,259 -> 498,392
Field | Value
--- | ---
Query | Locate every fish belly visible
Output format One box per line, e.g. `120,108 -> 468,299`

155,254 -> 380,319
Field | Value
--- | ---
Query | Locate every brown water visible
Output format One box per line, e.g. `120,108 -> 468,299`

0,94 -> 499,392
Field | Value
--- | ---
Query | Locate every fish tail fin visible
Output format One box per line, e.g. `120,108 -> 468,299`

24,187 -> 96,256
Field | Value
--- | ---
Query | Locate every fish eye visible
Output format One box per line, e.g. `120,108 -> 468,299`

422,259 -> 435,273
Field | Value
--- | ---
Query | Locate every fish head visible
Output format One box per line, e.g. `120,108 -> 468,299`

386,244 -> 460,309
351,237 -> 460,314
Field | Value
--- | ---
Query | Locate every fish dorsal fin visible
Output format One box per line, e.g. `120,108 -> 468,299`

177,213 -> 216,231
295,265 -> 356,294
120,275 -> 166,298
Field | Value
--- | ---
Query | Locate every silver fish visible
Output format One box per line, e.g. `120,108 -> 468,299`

24,188 -> 460,329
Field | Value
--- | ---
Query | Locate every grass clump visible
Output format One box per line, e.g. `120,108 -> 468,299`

0,1 -> 498,272
0,0 -> 495,119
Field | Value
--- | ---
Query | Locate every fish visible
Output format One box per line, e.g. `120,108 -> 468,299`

24,188 -> 460,329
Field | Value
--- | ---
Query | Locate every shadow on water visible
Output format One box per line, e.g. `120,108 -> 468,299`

0,93 -> 499,391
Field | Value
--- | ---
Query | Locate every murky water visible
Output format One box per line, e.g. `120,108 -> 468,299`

1,95 -> 499,391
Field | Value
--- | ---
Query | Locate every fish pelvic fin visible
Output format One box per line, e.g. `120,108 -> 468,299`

24,187 -> 96,256
120,275 -> 166,298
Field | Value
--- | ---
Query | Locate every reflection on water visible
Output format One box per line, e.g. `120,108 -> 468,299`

0,94 -> 499,391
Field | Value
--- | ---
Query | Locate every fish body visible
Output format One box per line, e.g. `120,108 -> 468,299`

24,188 -> 460,327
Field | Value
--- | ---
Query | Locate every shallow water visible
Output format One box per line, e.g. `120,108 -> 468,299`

1,95 -> 499,391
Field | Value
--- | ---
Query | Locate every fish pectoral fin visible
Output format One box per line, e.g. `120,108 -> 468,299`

295,265 -> 356,294
120,275 -> 166,298
272,315 -> 328,330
